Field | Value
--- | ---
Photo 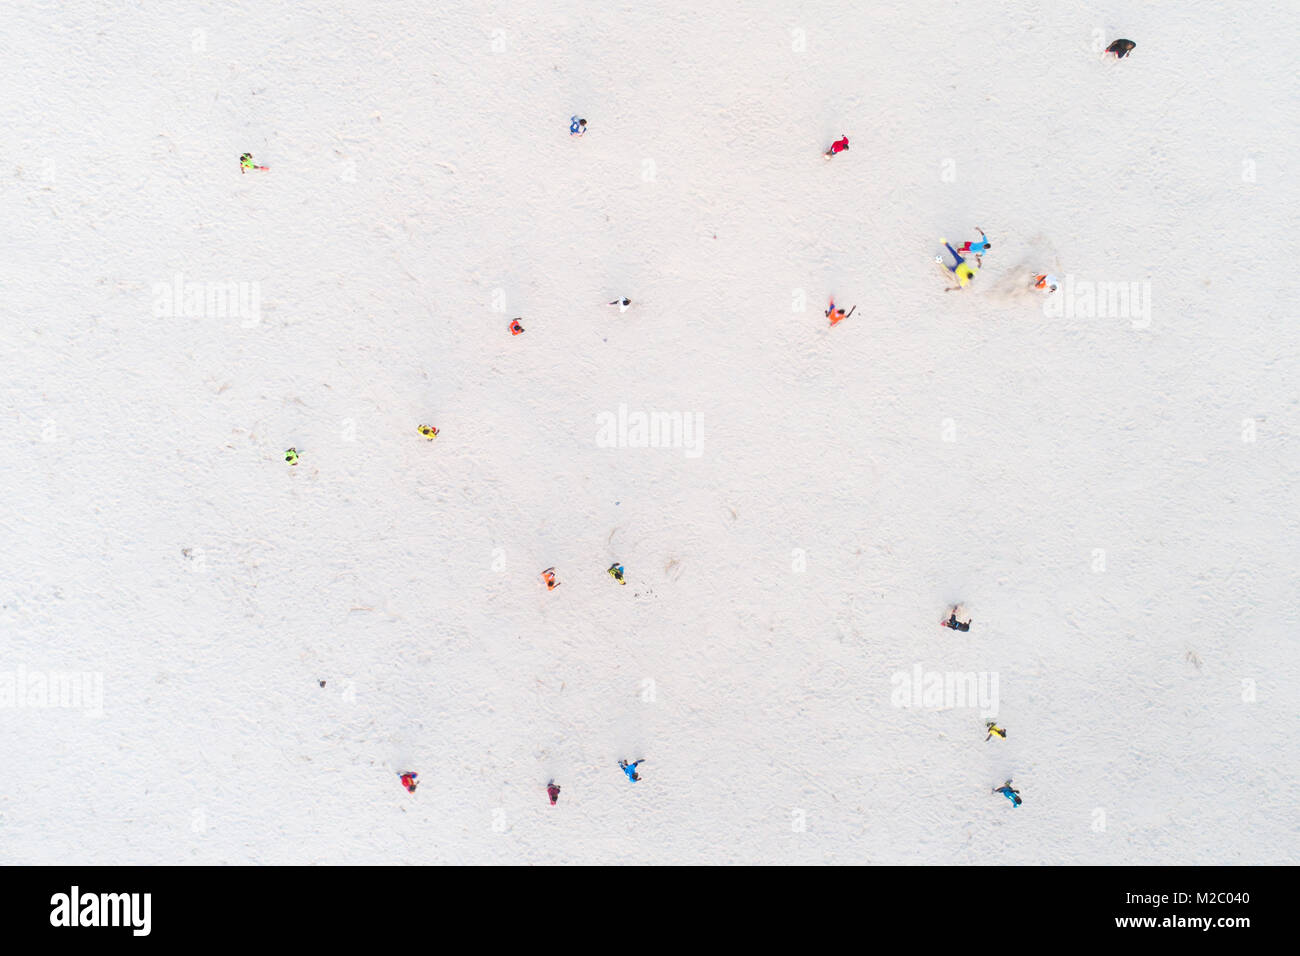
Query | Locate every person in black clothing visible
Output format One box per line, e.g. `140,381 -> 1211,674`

941,605 -> 972,632
1106,39 -> 1136,58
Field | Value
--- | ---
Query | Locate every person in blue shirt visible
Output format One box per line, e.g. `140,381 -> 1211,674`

958,228 -> 990,265
993,780 -> 1022,807
619,759 -> 644,782
570,116 -> 587,136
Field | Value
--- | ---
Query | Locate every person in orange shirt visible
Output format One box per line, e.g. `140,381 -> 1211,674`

541,567 -> 559,590
826,299 -> 854,326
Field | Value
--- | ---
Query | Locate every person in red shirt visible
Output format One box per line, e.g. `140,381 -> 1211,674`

547,781 -> 561,805
398,771 -> 419,793
824,135 -> 849,159
509,318 -> 525,335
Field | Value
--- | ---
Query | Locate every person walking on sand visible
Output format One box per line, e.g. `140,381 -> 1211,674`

619,758 -> 644,782
824,135 -> 849,159
609,297 -> 631,313
398,771 -> 419,793
957,228 -> 991,266
825,299 -> 855,326
939,239 -> 978,292
994,779 -> 1022,807
985,721 -> 1007,741
941,605 -> 971,631
547,781 -> 561,805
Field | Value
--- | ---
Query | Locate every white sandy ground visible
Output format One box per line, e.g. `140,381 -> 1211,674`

1,0 -> 1297,864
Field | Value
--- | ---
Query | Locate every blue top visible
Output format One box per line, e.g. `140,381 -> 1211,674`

967,238 -> 989,253
622,761 -> 640,781
570,116 -> 585,135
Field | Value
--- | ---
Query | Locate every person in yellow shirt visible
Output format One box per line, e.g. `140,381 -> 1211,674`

939,239 -> 978,292
985,721 -> 1007,741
